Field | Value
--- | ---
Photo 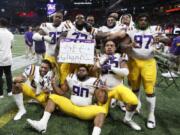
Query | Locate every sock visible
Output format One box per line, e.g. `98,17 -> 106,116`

13,93 -> 26,111
92,126 -> 101,135
135,91 -> 141,111
146,96 -> 156,114
124,111 -> 134,121
40,111 -> 51,126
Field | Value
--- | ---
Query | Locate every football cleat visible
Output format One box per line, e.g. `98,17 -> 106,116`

0,95 -> 4,99
117,101 -> 126,112
110,99 -> 117,108
14,109 -> 26,120
147,113 -> 156,129
161,72 -> 178,78
123,118 -> 141,131
27,119 -> 47,133
8,92 -> 12,96
120,105 -> 126,112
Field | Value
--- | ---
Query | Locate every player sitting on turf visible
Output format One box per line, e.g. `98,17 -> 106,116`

27,65 -> 108,135
12,59 -> 53,120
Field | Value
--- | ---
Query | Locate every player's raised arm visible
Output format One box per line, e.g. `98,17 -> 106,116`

153,34 -> 170,44
105,30 -> 127,41
32,27 -> 53,43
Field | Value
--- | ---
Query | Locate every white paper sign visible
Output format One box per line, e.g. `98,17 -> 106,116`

58,38 -> 95,65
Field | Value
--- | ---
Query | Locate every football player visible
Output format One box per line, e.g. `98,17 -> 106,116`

95,40 -> 141,130
119,14 -> 134,29
86,15 -> 96,27
105,13 -> 169,129
12,59 -> 53,120
57,14 -> 98,84
32,11 -> 64,79
98,16 -> 125,33
27,65 -> 107,135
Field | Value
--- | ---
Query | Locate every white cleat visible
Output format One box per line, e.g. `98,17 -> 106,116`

147,113 -> 156,129
0,95 -> 4,99
135,108 -> 141,114
117,101 -> 126,112
14,109 -> 26,120
8,92 -> 13,96
123,119 -> 141,131
110,99 -> 117,108
27,119 -> 47,133
120,105 -> 126,112
161,72 -> 178,78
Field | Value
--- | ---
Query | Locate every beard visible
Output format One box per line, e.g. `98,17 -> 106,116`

77,74 -> 87,81
75,23 -> 85,30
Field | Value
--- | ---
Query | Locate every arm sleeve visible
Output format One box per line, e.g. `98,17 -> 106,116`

111,67 -> 129,77
32,32 -> 43,41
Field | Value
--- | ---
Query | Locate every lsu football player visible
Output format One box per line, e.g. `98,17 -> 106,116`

32,11 -> 64,80
57,14 -> 98,84
95,40 -> 141,131
118,14 -> 135,29
27,65 -> 107,135
12,60 -> 53,120
105,13 -> 169,129
98,15 -> 126,33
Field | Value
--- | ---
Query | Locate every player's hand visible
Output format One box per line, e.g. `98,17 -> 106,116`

131,42 -> 141,48
99,84 -> 108,91
27,41 -> 31,45
108,55 -> 115,61
101,64 -> 111,71
84,22 -> 92,32
43,89 -> 51,94
43,35 -> 53,43
153,36 -> 160,43
51,76 -> 56,85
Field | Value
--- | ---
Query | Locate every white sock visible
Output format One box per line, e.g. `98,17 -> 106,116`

40,111 -> 51,126
92,126 -> 101,135
13,93 -> 26,111
124,111 -> 134,121
146,96 -> 156,114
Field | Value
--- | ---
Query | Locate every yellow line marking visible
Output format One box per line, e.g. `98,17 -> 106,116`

0,110 -> 16,128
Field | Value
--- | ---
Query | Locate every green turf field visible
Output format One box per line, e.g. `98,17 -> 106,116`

0,35 -> 180,135
12,35 -> 26,57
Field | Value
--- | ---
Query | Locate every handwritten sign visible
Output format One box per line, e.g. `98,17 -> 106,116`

58,38 -> 95,65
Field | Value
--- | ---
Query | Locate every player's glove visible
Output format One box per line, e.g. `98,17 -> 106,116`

101,64 -> 111,73
108,55 -> 115,61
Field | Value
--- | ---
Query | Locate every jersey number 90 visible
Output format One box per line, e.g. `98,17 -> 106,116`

73,86 -> 89,97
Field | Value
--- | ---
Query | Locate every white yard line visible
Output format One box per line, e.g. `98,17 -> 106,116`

12,55 -> 37,71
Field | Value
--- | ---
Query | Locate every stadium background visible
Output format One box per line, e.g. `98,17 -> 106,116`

0,0 -> 180,135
